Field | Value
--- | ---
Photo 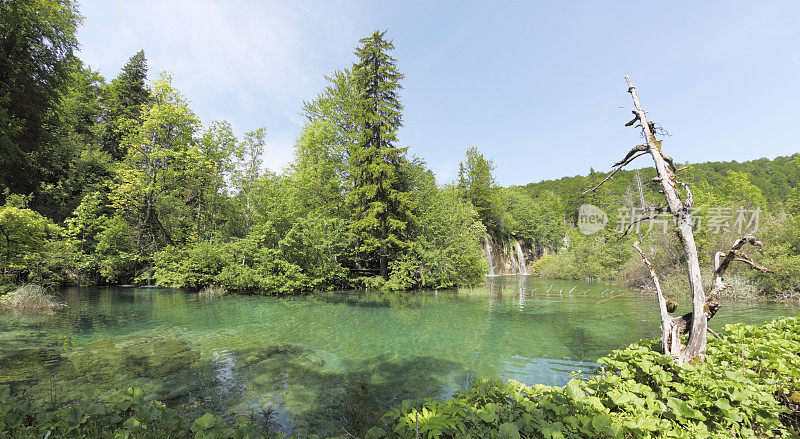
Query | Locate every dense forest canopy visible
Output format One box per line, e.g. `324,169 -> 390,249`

0,2 -> 490,293
522,155 -> 800,219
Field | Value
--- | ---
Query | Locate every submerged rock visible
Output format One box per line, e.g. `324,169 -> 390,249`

237,343 -> 306,368
70,335 -> 200,379
0,329 -> 65,385
0,347 -> 64,384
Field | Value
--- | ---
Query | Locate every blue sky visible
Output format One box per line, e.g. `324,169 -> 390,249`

76,0 -> 800,186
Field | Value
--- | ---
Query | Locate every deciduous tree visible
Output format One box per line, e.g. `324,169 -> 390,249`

0,0 -> 81,197
458,147 -> 499,231
111,73 -> 200,253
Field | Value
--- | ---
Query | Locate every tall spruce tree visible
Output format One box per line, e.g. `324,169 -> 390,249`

100,50 -> 150,160
348,30 -> 414,278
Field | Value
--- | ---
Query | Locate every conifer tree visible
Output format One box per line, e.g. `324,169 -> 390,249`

100,50 -> 150,160
348,30 -> 414,278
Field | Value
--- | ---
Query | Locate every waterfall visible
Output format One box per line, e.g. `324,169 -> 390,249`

483,233 -> 495,276
514,239 -> 527,275
505,239 -> 517,274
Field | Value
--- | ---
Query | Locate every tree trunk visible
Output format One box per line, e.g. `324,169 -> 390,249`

623,75 -> 709,363
379,254 -> 388,279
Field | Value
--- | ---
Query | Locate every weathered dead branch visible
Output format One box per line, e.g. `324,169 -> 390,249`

710,234 -> 776,296
632,242 -> 679,354
581,77 -> 776,364
619,206 -> 669,238
581,145 -> 648,196
676,180 -> 693,208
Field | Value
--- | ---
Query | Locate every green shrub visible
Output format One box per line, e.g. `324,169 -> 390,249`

152,218 -> 351,295
152,242 -> 228,289
533,229 -> 631,282
374,315 -> 800,438
358,275 -> 388,290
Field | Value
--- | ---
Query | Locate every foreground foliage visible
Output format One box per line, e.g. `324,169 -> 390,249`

373,315 -> 800,438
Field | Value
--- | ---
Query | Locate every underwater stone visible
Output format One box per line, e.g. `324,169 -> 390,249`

65,335 -> 199,379
0,347 -> 64,384
305,353 -> 324,367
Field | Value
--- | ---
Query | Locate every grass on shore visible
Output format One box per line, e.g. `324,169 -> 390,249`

0,284 -> 64,311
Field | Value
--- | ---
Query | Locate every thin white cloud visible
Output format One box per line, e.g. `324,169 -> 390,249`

77,0 -> 367,173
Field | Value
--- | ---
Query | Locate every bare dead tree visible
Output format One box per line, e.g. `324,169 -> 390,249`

588,76 -> 775,364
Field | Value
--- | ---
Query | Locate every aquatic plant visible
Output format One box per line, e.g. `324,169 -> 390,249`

199,285 -> 227,298
0,284 -> 64,311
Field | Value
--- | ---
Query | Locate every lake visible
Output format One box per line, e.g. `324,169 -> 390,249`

1,276 -> 797,436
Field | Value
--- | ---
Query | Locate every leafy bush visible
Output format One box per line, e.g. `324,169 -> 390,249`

374,315 -> 800,438
152,217 -> 351,295
533,229 -> 631,282
0,205 -> 72,286
750,213 -> 800,298
93,215 -> 138,283
152,242 -> 229,289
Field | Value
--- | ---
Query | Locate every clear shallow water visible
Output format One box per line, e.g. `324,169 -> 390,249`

1,276 -> 798,436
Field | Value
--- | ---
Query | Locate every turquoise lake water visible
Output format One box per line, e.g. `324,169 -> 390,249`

1,275 -> 798,436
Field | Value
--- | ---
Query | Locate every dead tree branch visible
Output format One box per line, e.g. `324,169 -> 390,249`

581,145 -> 647,195
631,242 -> 692,356
625,111 -> 640,127
711,234 -> 775,295
584,77 -> 776,364
619,206 -> 669,238
676,180 -> 694,208
632,242 -> 682,354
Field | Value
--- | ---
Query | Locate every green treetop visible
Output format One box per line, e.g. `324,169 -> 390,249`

458,146 -> 499,231
0,0 -> 81,197
100,50 -> 150,160
348,30 -> 415,278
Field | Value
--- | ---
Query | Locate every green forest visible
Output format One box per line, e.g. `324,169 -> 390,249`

0,2 -> 491,294
2,0 -> 799,299
2,1 -> 800,438
524,154 -> 800,298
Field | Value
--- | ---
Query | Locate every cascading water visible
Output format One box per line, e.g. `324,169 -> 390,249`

514,239 -> 527,275
483,233 -> 495,276
505,239 -> 517,274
